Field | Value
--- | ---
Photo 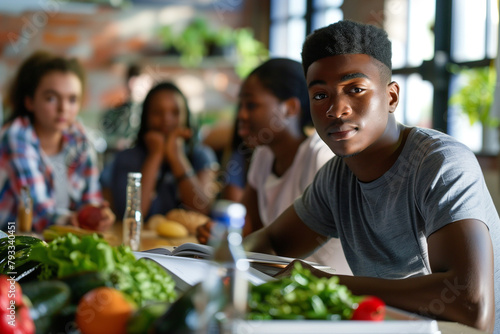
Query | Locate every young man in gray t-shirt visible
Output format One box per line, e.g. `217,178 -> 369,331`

243,20 -> 499,333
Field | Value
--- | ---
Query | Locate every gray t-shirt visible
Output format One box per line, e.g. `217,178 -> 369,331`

294,127 -> 500,328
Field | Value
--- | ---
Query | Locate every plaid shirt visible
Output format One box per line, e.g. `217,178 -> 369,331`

0,117 -> 103,232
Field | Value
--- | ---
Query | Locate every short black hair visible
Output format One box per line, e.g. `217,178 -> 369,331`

301,20 -> 392,78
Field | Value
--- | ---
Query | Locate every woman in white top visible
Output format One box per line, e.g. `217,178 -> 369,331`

197,58 -> 351,274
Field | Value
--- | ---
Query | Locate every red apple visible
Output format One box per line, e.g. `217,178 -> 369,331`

77,205 -> 103,231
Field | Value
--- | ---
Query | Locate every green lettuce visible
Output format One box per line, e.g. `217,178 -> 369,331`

29,233 -> 176,306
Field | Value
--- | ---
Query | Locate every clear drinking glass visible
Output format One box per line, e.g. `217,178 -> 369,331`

17,186 -> 33,233
122,173 -> 142,251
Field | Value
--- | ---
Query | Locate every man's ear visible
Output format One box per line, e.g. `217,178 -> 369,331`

283,97 -> 301,118
387,81 -> 400,113
24,96 -> 34,113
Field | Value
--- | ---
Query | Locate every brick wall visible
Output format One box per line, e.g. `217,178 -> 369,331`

0,3 -> 248,132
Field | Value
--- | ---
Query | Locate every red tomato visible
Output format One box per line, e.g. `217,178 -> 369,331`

0,275 -> 35,334
351,296 -> 386,321
0,276 -> 23,309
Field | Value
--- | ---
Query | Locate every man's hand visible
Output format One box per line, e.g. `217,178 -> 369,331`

273,259 -> 332,279
196,220 -> 215,245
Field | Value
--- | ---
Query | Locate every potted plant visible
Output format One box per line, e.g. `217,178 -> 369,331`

158,17 -> 268,78
233,28 -> 269,78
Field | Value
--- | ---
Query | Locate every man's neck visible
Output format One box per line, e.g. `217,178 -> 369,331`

345,120 -> 409,183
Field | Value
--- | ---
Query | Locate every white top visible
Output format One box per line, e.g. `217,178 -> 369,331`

47,151 -> 70,213
247,132 -> 352,274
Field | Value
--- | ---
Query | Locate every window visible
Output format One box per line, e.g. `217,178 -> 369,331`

447,0 -> 498,153
311,0 -> 343,31
269,0 -> 307,60
269,0 -> 343,60
386,0 -> 436,130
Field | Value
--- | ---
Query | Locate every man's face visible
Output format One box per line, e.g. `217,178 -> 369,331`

306,54 -> 397,158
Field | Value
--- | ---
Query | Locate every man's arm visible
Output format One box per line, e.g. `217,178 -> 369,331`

243,205 -> 328,257
246,207 -> 495,332
316,219 -> 493,332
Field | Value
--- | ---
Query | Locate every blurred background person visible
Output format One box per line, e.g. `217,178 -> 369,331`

197,58 -> 352,274
217,116 -> 253,203
0,50 -> 115,232
101,62 -> 153,156
103,81 -> 219,220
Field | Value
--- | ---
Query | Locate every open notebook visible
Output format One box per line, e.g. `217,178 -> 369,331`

140,242 -> 333,276
134,251 -> 275,293
134,242 -> 333,293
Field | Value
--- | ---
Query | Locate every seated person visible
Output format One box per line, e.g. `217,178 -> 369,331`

243,20 -> 499,332
100,62 -> 152,153
198,58 -> 351,274
217,117 -> 253,203
104,82 -> 219,220
0,50 -> 114,232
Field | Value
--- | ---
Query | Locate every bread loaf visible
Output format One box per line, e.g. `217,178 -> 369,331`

146,214 -> 167,231
156,219 -> 189,238
165,209 -> 209,234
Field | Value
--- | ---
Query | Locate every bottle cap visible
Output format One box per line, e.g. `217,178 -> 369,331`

127,172 -> 142,179
212,200 -> 246,229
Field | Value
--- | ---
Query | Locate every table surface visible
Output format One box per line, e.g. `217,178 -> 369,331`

438,322 -> 486,334
103,220 -> 198,250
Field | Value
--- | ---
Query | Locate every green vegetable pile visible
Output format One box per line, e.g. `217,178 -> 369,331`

28,233 -> 177,307
248,262 -> 361,320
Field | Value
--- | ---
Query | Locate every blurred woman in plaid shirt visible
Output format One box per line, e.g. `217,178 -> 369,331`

0,50 -> 114,232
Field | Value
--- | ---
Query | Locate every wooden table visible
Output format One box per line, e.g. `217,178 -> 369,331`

383,307 -> 487,334
104,220 -> 198,251
438,322 -> 487,334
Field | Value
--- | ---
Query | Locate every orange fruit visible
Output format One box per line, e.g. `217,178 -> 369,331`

76,287 -> 135,334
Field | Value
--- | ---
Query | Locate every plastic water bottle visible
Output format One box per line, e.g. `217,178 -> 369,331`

122,172 -> 142,251
194,200 -> 248,334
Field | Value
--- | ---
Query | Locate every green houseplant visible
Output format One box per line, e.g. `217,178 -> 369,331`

159,17 -> 268,78
449,65 -> 498,153
449,65 -> 497,127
